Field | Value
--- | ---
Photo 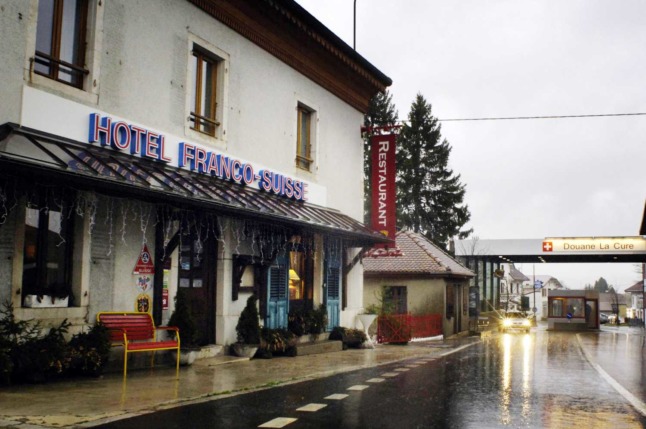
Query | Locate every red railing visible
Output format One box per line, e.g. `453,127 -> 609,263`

377,313 -> 443,344
410,314 -> 443,339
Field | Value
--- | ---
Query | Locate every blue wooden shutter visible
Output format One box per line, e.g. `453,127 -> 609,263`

266,253 -> 288,329
325,247 -> 342,331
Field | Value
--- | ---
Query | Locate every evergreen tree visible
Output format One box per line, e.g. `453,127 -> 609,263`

363,90 -> 398,224
397,93 -> 472,247
593,277 -> 610,293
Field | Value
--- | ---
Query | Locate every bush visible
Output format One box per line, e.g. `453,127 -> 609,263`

0,301 -> 110,384
329,327 -> 367,349
287,305 -> 328,337
236,295 -> 261,344
67,323 -> 111,376
169,289 -> 198,347
259,328 -> 296,357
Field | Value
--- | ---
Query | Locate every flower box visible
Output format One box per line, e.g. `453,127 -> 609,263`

23,294 -> 69,308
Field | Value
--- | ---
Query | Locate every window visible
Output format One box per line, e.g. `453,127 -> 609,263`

384,286 -> 407,314
22,195 -> 74,302
35,0 -> 89,88
296,105 -> 313,170
446,284 -> 455,318
190,46 -> 220,136
288,235 -> 314,304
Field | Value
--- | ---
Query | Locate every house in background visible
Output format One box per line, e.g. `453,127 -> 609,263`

624,281 -> 644,323
599,292 -> 627,324
362,230 -> 474,338
522,275 -> 564,320
500,264 -> 529,312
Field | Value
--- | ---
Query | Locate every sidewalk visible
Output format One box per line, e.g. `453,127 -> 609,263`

0,336 -> 481,428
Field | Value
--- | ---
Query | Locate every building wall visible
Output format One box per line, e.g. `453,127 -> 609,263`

364,276 -> 470,337
0,1 -> 370,345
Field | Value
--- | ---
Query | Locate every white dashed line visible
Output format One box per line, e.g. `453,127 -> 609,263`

381,372 -> 399,377
406,364 -> 419,368
347,385 -> 370,391
258,417 -> 298,428
325,393 -> 349,400
394,368 -> 410,372
366,378 -> 385,383
296,403 -> 327,412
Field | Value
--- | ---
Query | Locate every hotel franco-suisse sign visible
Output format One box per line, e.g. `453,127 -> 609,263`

541,237 -> 646,254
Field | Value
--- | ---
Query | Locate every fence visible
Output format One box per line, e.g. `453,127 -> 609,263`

377,313 -> 443,344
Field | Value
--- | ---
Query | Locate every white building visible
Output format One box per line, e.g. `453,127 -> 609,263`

0,0 -> 390,350
522,275 -> 564,320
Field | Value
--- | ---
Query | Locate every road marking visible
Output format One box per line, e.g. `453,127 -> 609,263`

347,385 -> 369,391
576,334 -> 646,417
366,378 -> 385,383
258,417 -> 297,428
394,367 -> 410,372
381,372 -> 399,377
406,364 -> 420,368
296,403 -> 327,412
325,393 -> 349,400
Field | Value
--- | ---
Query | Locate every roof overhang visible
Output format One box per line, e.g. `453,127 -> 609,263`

187,0 -> 392,112
0,123 -> 392,247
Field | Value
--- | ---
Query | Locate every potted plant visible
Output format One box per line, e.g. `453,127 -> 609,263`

232,295 -> 261,358
168,289 -> 200,365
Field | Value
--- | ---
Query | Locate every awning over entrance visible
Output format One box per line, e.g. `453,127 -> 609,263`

0,123 -> 390,246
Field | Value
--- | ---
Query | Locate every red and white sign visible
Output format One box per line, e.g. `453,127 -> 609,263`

133,244 -> 155,274
370,133 -> 397,246
542,241 -> 553,252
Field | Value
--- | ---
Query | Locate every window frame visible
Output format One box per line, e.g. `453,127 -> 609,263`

189,45 -> 221,137
384,285 -> 408,314
34,0 -> 90,89
21,192 -> 75,302
296,105 -> 314,171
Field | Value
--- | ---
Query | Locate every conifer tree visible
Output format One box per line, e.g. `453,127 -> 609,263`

397,93 -> 472,247
363,90 -> 398,224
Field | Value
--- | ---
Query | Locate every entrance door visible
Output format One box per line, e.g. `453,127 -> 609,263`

178,229 -> 216,345
266,254 -> 289,329
324,247 -> 341,331
585,299 -> 598,329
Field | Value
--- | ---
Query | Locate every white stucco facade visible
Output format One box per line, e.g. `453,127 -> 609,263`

0,0 -> 389,349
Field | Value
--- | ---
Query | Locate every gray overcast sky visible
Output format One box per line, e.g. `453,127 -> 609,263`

297,0 -> 646,290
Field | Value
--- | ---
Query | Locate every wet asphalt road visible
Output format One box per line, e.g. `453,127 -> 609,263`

95,330 -> 646,428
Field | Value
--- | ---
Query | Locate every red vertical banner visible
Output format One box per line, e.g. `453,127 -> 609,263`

370,133 -> 397,246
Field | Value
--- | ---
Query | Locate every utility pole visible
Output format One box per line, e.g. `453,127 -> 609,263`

353,0 -> 357,49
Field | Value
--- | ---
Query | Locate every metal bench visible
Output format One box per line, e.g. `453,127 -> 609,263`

97,312 -> 180,378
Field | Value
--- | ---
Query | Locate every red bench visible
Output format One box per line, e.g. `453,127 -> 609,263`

96,312 -> 180,378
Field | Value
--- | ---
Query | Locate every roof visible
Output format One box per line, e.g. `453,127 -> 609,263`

624,281 -> 644,293
598,292 -> 626,308
363,230 -> 474,278
188,0 -> 391,112
508,265 -> 529,282
0,123 -> 390,247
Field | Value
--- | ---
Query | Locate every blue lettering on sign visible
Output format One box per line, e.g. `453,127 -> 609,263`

178,146 -> 308,202
88,113 -> 171,163
89,113 -> 308,202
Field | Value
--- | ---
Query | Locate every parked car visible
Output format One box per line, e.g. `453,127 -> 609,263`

499,312 -> 531,333
599,313 -> 609,324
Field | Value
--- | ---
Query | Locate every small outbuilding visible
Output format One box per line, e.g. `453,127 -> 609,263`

362,230 -> 474,338
547,289 -> 600,330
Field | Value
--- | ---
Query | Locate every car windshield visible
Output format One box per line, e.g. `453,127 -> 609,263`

504,312 -> 525,318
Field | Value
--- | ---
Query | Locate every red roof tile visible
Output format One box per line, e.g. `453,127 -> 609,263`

363,230 -> 474,278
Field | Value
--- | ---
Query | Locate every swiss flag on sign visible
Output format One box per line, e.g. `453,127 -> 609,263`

542,241 -> 553,252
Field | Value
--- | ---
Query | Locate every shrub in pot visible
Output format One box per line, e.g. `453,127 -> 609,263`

168,289 -> 200,365
232,295 -> 261,358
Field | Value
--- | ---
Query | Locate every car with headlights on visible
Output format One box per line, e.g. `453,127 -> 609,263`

499,312 -> 531,333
